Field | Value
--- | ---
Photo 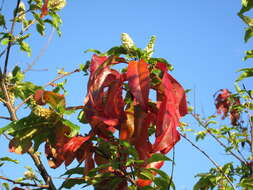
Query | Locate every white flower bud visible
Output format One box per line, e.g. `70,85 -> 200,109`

121,33 -> 134,49
144,35 -> 156,59
24,171 -> 36,179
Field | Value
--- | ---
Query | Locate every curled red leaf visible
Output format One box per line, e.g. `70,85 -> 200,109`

127,60 -> 150,111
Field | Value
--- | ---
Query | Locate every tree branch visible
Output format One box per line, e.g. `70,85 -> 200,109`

0,175 -> 49,189
3,0 -> 21,75
180,133 -> 236,190
192,113 -> 247,164
15,68 -> 80,111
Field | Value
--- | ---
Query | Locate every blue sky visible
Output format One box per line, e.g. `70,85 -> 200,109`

0,0 -> 251,189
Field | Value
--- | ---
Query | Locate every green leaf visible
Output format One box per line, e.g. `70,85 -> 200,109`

36,23 -> 45,36
154,177 -> 175,190
61,167 -> 84,176
236,67 -> 253,82
83,48 -> 101,54
11,66 -> 25,83
32,12 -> 44,25
244,27 -> 253,43
147,153 -> 172,164
0,157 -> 19,164
106,46 -> 127,56
239,14 -> 253,27
61,119 -> 80,137
60,178 -> 86,189
0,13 -> 6,27
243,50 -> 253,61
1,38 -> 9,45
20,41 -> 31,56
239,0 -> 253,14
139,169 -> 154,181
240,177 -> 253,188
2,183 -> 10,190
107,177 -> 123,190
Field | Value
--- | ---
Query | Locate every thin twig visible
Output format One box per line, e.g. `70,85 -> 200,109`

168,147 -> 175,190
180,133 -> 236,190
0,175 -> 49,188
192,113 -> 247,164
0,0 -> 5,12
0,115 -> 11,120
66,105 -> 84,111
3,0 -> 21,75
15,69 -> 80,111
248,112 -> 253,177
24,29 -> 55,73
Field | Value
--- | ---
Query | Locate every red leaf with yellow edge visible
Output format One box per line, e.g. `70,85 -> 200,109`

120,104 -> 134,140
127,60 -> 150,111
43,91 -> 65,110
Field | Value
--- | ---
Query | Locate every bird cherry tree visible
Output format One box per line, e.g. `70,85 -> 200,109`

0,0 -> 188,189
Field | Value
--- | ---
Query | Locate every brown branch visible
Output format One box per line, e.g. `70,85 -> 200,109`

66,105 -> 84,110
0,115 -> 11,120
24,28 -> 54,73
192,113 -> 247,164
0,175 -> 49,188
28,150 -> 56,190
180,133 -> 236,190
3,0 -> 21,75
15,68 -> 80,111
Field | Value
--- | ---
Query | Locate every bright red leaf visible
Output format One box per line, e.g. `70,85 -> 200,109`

127,60 -> 150,111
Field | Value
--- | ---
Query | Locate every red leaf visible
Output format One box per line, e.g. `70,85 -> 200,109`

90,54 -> 108,76
45,125 -> 70,168
12,187 -> 25,190
215,89 -> 240,125
40,0 -> 49,18
166,73 -> 188,117
34,89 -> 46,105
152,73 -> 184,154
127,60 -> 150,111
63,136 -> 90,166
131,105 -> 152,161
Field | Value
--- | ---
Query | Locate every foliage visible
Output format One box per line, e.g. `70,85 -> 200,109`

0,1 -> 188,189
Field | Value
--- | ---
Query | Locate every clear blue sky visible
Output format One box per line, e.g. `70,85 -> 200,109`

0,0 -> 251,189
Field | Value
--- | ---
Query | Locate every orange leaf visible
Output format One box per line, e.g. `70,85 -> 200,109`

127,60 -> 150,111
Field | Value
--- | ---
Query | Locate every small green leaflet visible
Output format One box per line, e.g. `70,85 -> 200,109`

236,67 -> 253,82
61,119 -> 80,137
147,153 -> 172,164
